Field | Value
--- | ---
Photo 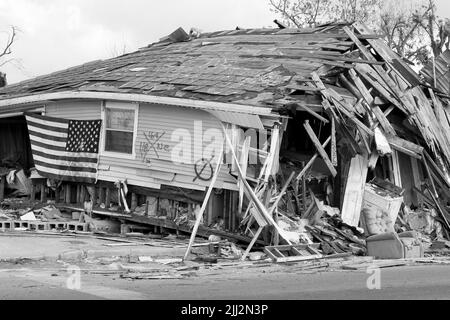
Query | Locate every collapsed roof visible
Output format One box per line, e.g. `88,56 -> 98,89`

1,23 -> 448,166
0,22 -> 387,107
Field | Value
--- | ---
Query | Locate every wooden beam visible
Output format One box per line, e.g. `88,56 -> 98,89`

387,136 -> 423,160
341,154 -> 369,227
331,117 -> 337,167
296,137 -> 332,181
238,136 -> 251,215
303,121 -> 337,177
296,102 -> 329,123
183,145 -> 224,261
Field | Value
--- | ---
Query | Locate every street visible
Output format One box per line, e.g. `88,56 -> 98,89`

0,263 -> 448,300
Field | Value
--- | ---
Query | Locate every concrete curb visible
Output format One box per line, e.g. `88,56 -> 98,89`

1,246 -> 187,263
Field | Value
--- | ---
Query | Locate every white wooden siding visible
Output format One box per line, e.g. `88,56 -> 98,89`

44,100 -> 238,191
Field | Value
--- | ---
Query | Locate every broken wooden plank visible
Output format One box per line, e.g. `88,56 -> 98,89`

296,102 -> 330,123
238,136 -> 251,215
423,151 -> 450,189
303,121 -> 337,177
331,117 -> 337,166
387,136 -> 423,160
183,145 -> 224,260
341,154 -> 369,227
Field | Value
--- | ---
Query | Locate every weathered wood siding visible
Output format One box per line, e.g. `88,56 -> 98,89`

45,100 -> 237,191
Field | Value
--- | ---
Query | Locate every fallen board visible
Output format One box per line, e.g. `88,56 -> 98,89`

264,244 -> 322,263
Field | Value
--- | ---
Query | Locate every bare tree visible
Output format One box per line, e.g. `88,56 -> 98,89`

0,26 -> 20,87
269,0 -> 450,64
414,0 -> 450,58
109,42 -> 129,58
268,0 -> 381,28
0,26 -> 18,68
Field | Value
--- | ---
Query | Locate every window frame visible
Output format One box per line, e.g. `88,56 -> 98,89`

100,101 -> 139,160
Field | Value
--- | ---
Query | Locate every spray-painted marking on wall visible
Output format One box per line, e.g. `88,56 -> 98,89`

139,131 -> 170,164
193,155 -> 215,182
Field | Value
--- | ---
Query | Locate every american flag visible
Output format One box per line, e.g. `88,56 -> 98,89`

25,113 -> 102,184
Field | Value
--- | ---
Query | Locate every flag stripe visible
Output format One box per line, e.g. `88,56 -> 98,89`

26,118 -> 69,132
31,144 -> 99,159
28,129 -> 67,143
33,167 -> 97,184
33,155 -> 97,169
34,159 -> 97,173
27,125 -> 68,138
32,149 -> 98,163
29,135 -> 67,148
26,113 -> 70,125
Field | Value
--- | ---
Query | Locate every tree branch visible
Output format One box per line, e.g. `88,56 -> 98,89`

0,26 -> 17,59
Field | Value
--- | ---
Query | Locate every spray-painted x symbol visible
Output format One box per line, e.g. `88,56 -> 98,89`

143,131 -> 166,159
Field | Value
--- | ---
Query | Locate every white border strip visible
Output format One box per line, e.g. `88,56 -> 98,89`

0,91 -> 274,116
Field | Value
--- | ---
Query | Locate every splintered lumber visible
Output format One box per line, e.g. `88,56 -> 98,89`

344,25 -> 414,112
268,171 -> 296,216
341,154 -> 369,227
183,145 -> 224,261
426,188 -> 450,231
386,136 -> 423,159
371,106 -> 396,136
296,102 -> 329,123
347,68 -> 374,105
264,244 -> 322,263
354,64 -> 406,114
222,124 -> 292,245
331,117 -> 337,166
303,121 -> 337,177
238,136 -> 251,215
423,151 -> 450,189
374,127 -> 392,156
391,150 -> 402,188
296,137 -> 331,181
327,92 -> 374,137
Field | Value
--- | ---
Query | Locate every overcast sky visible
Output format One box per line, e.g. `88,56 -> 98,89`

1,0 -> 449,84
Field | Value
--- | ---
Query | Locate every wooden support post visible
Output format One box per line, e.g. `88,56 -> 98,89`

105,188 -> 111,209
0,176 -> 5,202
238,136 -> 251,215
303,121 -> 337,177
91,187 -> 97,206
183,145 -> 224,261
55,186 -> 60,203
331,117 -> 337,167
207,195 -> 214,226
302,171 -> 307,212
241,226 -> 264,261
296,137 -> 332,181
79,186 -> 85,204
391,151 -> 402,188
40,183 -> 46,203
99,187 -> 106,205
411,157 -> 423,206
341,154 -> 369,227
65,185 -> 71,204
30,183 -> 36,201
74,185 -> 78,203
131,193 -> 138,211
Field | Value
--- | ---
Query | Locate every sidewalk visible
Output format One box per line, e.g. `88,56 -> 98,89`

0,233 -> 187,262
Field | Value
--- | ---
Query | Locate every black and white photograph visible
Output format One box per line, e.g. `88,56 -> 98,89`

0,0 -> 449,305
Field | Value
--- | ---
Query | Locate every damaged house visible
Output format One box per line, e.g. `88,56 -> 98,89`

0,22 -> 449,260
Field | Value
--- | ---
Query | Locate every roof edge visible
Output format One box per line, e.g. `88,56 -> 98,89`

0,91 -> 274,116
